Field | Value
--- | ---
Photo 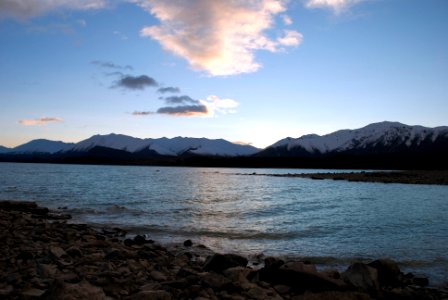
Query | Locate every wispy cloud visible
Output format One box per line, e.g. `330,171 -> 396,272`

0,0 -> 106,20
113,74 -> 158,90
18,117 -> 64,126
305,0 -> 364,14
158,86 -> 180,94
277,30 -> 303,47
91,60 -> 133,71
113,31 -> 128,40
137,0 -> 303,76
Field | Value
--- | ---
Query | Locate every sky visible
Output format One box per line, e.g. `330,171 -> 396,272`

0,0 -> 447,149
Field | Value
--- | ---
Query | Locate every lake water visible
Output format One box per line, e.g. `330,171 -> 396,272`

0,162 -> 447,286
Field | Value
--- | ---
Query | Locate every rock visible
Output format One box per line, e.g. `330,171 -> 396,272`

124,239 -> 134,247
203,254 -> 248,273
50,246 -> 67,258
0,285 -> 13,297
412,276 -> 429,287
183,239 -> 193,247
292,291 -> 372,300
150,270 -> 168,282
280,261 -> 317,273
264,257 -> 284,269
367,259 -> 401,287
133,235 -> 146,246
201,272 -> 232,290
51,280 -> 110,300
127,290 -> 172,300
66,246 -> 82,258
257,261 -> 345,293
342,263 -> 380,295
22,288 -> 47,298
47,212 -> 72,220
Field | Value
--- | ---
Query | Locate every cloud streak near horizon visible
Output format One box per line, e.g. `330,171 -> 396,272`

113,74 -> 158,90
137,0 -> 302,76
18,117 -> 64,126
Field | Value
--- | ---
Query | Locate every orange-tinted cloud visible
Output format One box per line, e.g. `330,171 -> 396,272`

18,117 -> 64,126
137,0 -> 302,76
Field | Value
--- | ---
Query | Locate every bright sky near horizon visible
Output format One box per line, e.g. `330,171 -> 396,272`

1,0 -> 447,148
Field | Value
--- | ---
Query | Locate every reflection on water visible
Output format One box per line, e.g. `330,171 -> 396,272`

0,162 -> 447,285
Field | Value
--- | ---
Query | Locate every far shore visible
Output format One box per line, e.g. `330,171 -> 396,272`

1,200 -> 447,299
242,170 -> 448,185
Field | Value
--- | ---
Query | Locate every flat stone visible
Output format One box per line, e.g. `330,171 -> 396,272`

22,288 -> 47,298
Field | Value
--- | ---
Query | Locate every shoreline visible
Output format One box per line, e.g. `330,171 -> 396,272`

1,201 -> 447,299
242,170 -> 448,185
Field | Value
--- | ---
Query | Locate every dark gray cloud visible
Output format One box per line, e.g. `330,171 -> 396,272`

157,105 -> 208,116
132,111 -> 153,116
114,75 -> 158,90
163,95 -> 198,105
92,60 -> 133,71
158,86 -> 180,94
132,104 -> 208,117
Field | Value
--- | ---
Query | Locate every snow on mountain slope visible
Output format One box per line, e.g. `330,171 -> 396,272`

268,121 -> 448,154
10,139 -> 74,154
71,134 -> 150,153
70,134 -> 259,156
146,137 -> 258,156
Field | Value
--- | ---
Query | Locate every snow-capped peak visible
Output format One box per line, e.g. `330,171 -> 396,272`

268,121 -> 448,154
71,134 -> 149,153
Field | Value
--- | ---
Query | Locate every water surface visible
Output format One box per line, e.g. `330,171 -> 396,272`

0,162 -> 446,285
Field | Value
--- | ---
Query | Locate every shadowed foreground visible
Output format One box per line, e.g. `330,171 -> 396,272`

0,201 -> 446,299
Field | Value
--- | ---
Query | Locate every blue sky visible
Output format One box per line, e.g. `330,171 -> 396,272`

0,0 -> 447,148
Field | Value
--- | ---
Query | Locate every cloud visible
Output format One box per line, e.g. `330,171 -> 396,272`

133,94 -> 239,118
305,0 -> 363,14
158,86 -> 180,94
132,111 -> 154,116
201,95 -> 239,116
113,31 -> 128,40
91,60 -> 133,71
282,14 -> 293,25
277,30 -> 303,46
0,0 -> 107,19
18,117 -> 64,126
157,105 -> 208,116
114,74 -> 158,90
162,95 -> 197,105
77,19 -> 87,27
137,0 -> 302,76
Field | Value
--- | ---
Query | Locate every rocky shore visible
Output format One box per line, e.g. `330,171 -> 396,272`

1,200 -> 447,300
246,170 -> 448,185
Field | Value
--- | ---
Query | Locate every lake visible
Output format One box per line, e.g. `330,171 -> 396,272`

0,162 -> 446,286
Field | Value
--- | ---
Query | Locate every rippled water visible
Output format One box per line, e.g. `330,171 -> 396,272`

0,162 -> 447,285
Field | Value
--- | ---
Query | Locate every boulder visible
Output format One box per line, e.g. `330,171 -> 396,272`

50,280 -> 110,300
342,263 -> 380,295
203,254 -> 248,273
367,259 -> 401,287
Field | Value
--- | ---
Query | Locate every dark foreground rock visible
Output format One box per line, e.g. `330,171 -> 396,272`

0,200 -> 447,300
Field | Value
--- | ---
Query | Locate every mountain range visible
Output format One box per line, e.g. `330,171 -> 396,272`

1,121 -> 447,169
